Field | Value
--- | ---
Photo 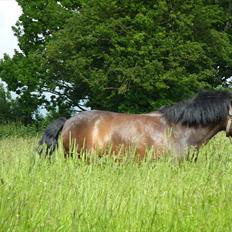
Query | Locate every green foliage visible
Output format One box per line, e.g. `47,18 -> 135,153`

0,123 -> 38,139
1,0 -> 232,117
14,0 -> 79,54
0,0 -> 79,123
1,133 -> 232,231
0,84 -> 35,124
0,85 -> 12,123
0,53 -> 44,123
43,0 -> 232,112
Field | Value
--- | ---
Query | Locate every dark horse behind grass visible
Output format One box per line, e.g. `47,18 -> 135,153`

38,90 -> 232,162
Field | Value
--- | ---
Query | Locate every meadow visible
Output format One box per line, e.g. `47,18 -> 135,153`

1,124 -> 232,231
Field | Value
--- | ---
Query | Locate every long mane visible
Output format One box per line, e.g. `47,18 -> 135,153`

159,91 -> 232,127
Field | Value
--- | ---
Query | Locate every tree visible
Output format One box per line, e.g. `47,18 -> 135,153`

0,84 -> 32,124
0,0 -> 80,123
0,85 -> 12,123
1,0 -> 232,121
43,0 -> 232,112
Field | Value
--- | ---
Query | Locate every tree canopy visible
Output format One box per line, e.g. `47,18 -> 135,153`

1,0 -> 232,123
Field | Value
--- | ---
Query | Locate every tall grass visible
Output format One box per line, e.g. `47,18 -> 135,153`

1,125 -> 232,231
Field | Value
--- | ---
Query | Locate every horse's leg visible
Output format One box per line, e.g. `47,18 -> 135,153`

64,152 -> 73,158
172,149 -> 187,163
190,149 -> 199,162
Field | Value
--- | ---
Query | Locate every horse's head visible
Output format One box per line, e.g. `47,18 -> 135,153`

226,103 -> 232,138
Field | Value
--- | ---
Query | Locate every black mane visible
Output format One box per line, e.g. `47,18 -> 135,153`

159,91 -> 232,127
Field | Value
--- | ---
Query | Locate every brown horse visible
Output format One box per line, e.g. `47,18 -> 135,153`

38,91 -> 232,161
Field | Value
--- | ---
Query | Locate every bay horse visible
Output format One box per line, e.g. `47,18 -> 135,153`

38,90 -> 232,161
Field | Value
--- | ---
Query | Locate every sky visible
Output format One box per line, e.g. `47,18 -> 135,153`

0,0 -> 22,59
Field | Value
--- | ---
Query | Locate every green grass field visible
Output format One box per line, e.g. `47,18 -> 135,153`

1,125 -> 232,231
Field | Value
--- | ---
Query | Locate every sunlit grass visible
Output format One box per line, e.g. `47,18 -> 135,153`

1,127 -> 232,231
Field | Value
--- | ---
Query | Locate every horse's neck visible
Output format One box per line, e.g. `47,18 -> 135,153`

173,123 -> 224,148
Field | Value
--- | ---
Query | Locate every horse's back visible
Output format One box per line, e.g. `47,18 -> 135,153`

61,110 -> 166,156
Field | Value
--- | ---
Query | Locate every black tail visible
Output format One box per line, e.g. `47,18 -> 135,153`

37,117 -> 67,156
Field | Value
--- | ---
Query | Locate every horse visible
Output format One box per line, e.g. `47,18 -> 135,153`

38,90 -> 232,161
